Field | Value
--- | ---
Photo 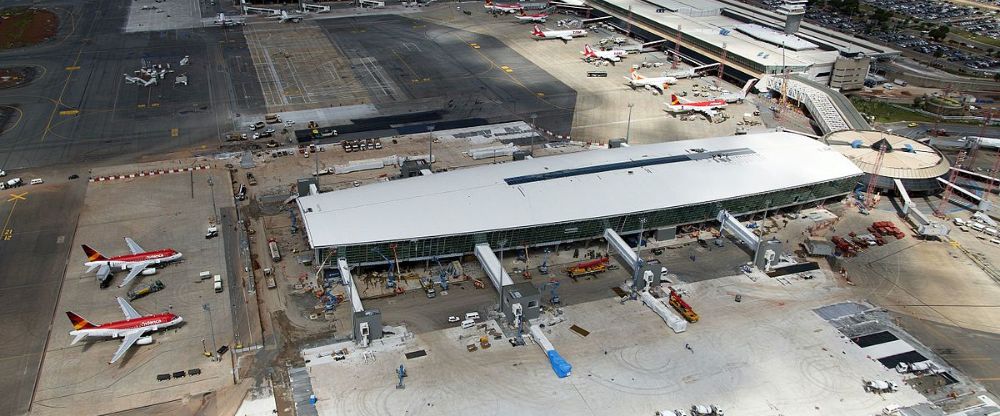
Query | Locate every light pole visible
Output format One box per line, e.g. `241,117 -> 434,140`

203,303 -> 217,361
497,239 -> 507,312
529,113 -> 537,155
427,126 -> 435,171
625,103 -> 634,144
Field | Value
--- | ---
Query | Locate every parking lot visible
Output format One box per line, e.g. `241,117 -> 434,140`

31,169 -> 236,415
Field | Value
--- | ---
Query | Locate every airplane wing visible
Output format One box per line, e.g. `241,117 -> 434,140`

117,263 -> 150,288
700,108 -> 717,119
560,35 -> 573,41
117,297 -> 141,320
96,264 -> 111,283
71,333 -> 87,346
110,331 -> 143,364
124,237 -> 144,254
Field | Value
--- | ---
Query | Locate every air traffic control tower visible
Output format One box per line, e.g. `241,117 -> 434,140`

778,0 -> 807,34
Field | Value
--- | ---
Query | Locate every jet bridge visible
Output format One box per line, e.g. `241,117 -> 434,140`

895,179 -> 949,237
341,259 -> 382,347
474,243 -> 514,295
937,177 -> 993,211
604,228 -> 662,291
301,3 -> 331,13
717,210 -> 759,249
242,5 -> 281,15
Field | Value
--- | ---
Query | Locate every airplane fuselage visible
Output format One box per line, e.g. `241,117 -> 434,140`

83,249 -> 182,271
69,314 -> 183,339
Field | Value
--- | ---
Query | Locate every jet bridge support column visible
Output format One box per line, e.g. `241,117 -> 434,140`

342,258 -> 382,347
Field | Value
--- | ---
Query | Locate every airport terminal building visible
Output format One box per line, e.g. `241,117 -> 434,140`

298,132 -> 863,265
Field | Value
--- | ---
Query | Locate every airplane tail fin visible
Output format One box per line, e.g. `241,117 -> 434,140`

82,245 -> 107,262
583,44 -> 594,56
66,311 -> 96,331
630,68 -> 643,80
532,25 -> 546,36
670,94 -> 681,105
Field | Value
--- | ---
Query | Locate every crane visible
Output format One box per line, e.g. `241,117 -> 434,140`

538,251 -> 550,275
542,279 -> 561,305
935,151 -> 967,217
372,249 -> 396,289
431,256 -> 449,291
863,138 -> 889,209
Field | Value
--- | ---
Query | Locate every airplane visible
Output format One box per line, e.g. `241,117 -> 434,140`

67,297 -> 183,364
624,68 -> 677,94
514,9 -> 548,23
123,74 -> 157,87
531,25 -> 587,41
213,12 -> 245,27
270,10 -> 304,23
664,94 -> 728,120
714,78 -> 758,103
582,44 -> 627,63
484,0 -> 523,13
82,238 -> 183,288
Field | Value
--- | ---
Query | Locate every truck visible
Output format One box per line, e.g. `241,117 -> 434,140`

213,275 -> 223,293
420,277 -> 436,298
246,172 -> 257,186
268,239 -> 281,262
126,280 -> 165,301
264,113 -> 282,124
691,404 -> 724,416
4,178 -> 22,188
668,289 -> 699,322
565,257 -> 609,277
205,225 -> 218,239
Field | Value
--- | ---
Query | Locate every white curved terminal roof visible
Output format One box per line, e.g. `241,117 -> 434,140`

298,132 -> 862,248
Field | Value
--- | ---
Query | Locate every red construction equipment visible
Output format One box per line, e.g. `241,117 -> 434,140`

831,236 -> 857,256
565,257 -> 609,277
935,151 -> 967,217
668,289 -> 699,322
864,140 -> 889,209
870,221 -> 905,240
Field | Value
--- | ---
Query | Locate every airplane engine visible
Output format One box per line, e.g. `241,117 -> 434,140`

137,336 -> 153,345
141,268 -> 157,276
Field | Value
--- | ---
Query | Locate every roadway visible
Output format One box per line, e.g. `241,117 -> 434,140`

0,170 -> 87,416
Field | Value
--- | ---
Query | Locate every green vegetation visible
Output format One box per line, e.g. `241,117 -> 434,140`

952,28 -> 1000,49
850,98 -> 938,123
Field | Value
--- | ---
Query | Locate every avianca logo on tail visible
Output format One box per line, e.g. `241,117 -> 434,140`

670,95 -> 681,105
67,312 -> 96,330
82,245 -> 107,262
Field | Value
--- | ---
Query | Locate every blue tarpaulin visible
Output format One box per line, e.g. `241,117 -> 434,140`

546,350 -> 572,378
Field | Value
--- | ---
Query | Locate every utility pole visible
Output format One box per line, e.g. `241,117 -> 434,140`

530,113 -> 537,155
625,103 -> 634,144
427,126 -> 435,171
203,303 -> 218,361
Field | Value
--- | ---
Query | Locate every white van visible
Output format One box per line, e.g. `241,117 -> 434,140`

465,312 -> 480,321
970,222 -> 986,232
986,227 -> 998,236
460,319 -> 475,329
953,218 -> 966,227
29,178 -> 44,185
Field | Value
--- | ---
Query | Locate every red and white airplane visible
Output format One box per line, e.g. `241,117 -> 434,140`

514,9 -> 548,23
531,25 -> 587,41
625,68 -> 677,94
484,0 -> 523,13
665,94 -> 728,119
67,297 -> 183,364
582,44 -> 627,63
83,238 -> 183,288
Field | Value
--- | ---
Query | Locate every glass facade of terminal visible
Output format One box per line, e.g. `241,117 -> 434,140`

324,176 -> 859,264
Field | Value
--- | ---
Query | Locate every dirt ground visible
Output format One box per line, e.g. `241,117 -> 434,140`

0,8 -> 58,49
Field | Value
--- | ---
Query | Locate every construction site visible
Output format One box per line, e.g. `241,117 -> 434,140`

4,0 -> 1000,415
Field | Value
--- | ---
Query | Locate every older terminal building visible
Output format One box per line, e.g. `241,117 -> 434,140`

298,132 -> 863,265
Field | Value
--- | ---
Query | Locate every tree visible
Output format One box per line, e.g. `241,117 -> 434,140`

928,25 -> 950,42
994,72 -> 1000,82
